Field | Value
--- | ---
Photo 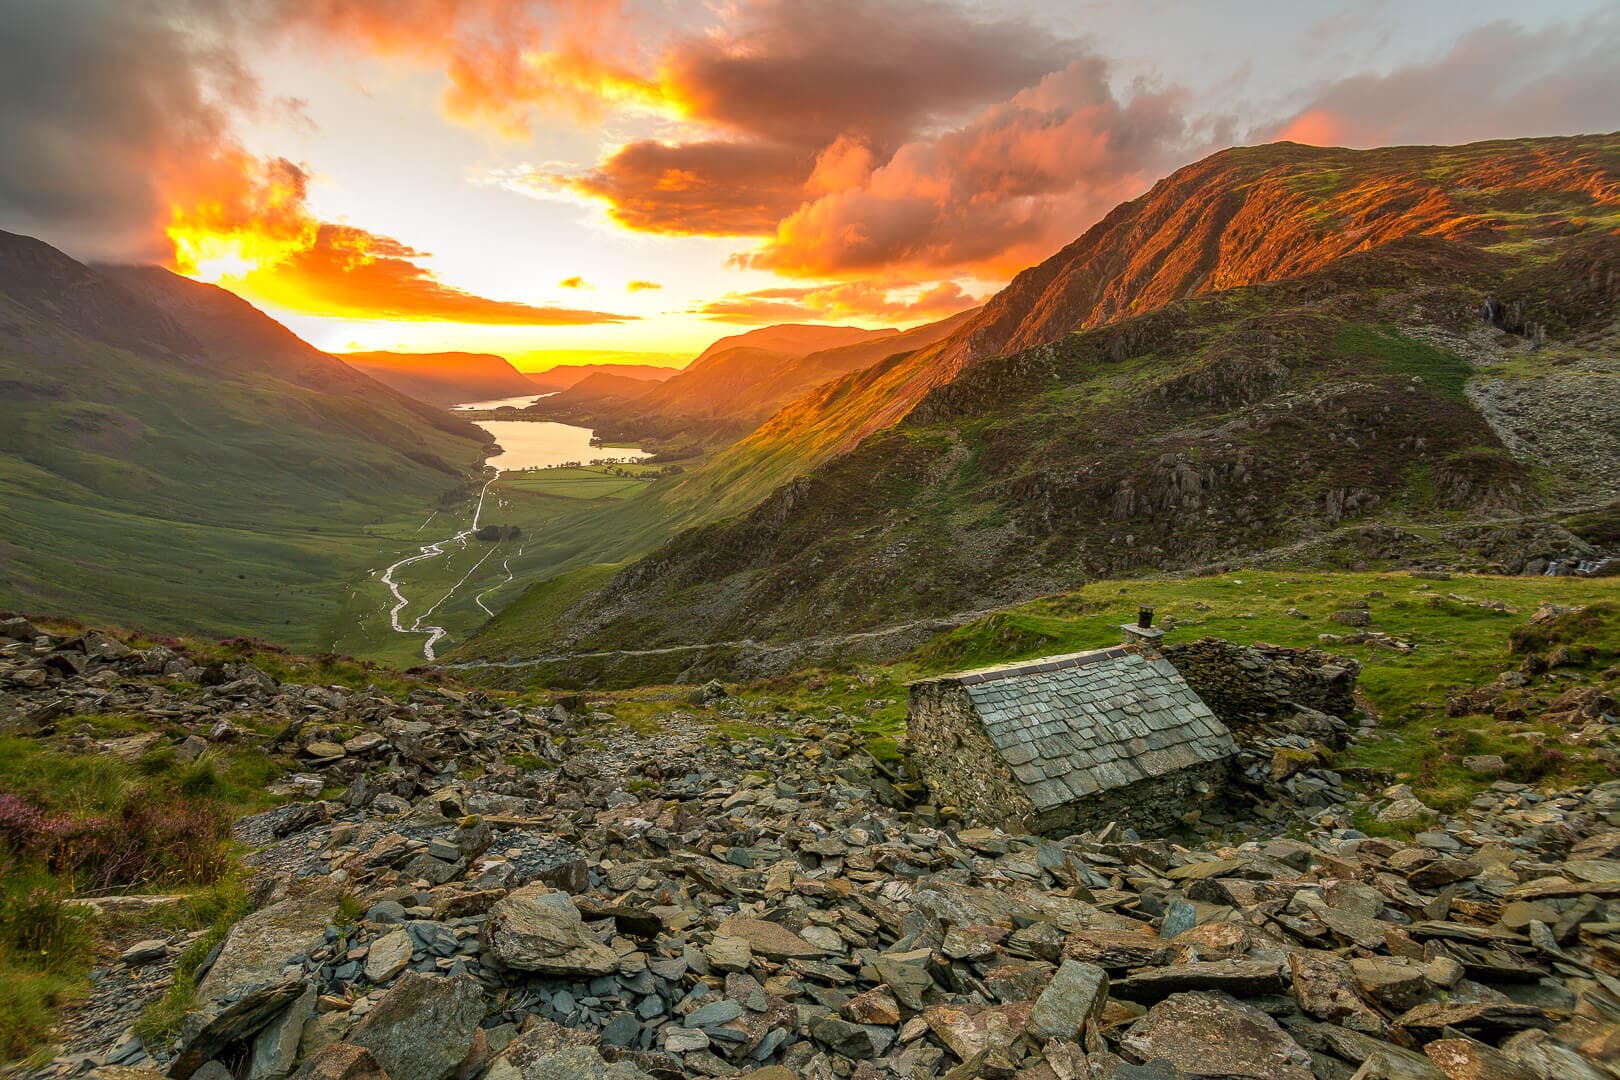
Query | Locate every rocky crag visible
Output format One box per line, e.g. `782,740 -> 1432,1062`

4,612 -> 1620,1080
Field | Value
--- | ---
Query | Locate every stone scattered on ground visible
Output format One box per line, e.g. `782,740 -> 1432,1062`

3,619 -> 1619,1079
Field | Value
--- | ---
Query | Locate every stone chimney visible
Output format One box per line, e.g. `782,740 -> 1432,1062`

1120,605 -> 1165,659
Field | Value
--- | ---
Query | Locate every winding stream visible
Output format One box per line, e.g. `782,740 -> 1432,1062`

378,402 -> 648,660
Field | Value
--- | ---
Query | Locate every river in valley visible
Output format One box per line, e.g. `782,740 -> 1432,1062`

374,396 -> 652,659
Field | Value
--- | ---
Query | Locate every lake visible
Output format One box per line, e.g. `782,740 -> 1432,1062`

453,395 -> 652,472
452,394 -> 549,411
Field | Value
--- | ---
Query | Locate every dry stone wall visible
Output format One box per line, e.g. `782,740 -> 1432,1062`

1163,638 -> 1359,745
907,681 -> 1038,831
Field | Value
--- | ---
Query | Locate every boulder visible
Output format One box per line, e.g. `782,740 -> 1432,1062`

197,889 -> 340,1004
350,972 -> 484,1080
169,980 -> 311,1079
496,1047 -> 650,1079
484,885 -> 619,975
248,982 -> 317,1080
714,916 -> 822,960
1027,960 -> 1109,1041
1118,991 -> 1313,1080
363,930 -> 412,983
289,1045 -> 389,1080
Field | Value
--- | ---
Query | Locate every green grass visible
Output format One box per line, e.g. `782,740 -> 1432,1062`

0,731 -> 281,1064
498,465 -> 664,500
0,875 -> 95,1062
331,466 -> 681,667
1333,325 -> 1472,400
451,563 -> 623,661
0,301 -> 488,653
882,570 -> 1620,809
133,878 -> 253,1045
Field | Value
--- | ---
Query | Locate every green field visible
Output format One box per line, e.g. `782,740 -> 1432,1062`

0,345 -> 486,652
327,466 -> 683,666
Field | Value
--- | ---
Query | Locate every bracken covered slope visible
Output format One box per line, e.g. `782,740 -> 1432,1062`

462,134 -> 1620,671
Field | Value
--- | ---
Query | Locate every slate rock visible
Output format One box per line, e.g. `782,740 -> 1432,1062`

248,982 -> 317,1080
350,972 -> 484,1080
1111,960 -> 1286,1003
1119,991 -> 1313,1080
485,885 -> 619,975
288,1044 -> 388,1080
499,1047 -> 650,1079
364,930 -> 412,983
714,917 -> 822,960
1423,1038 -> 1537,1080
197,889 -> 339,1004
1028,959 -> 1109,1040
873,948 -> 935,1011
170,979 -> 311,1079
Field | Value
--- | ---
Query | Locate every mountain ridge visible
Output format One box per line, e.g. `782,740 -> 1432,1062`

337,350 -> 541,407
460,133 -> 1620,674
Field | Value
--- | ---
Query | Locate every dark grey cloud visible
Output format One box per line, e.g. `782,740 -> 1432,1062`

0,0 -> 254,261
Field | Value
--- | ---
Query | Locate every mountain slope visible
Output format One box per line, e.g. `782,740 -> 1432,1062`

690,323 -> 894,363
525,362 -> 682,393
337,350 -> 540,406
0,231 -> 488,644
533,313 -> 976,452
461,133 -> 1620,674
684,134 -> 1620,516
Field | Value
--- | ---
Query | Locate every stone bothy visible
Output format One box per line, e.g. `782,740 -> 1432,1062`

908,627 -> 1237,835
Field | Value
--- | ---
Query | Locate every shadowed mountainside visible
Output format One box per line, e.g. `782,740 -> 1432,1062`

525,362 -> 682,393
0,232 -> 488,644
531,312 -> 977,452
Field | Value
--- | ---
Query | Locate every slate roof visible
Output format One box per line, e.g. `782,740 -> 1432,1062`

926,647 -> 1236,811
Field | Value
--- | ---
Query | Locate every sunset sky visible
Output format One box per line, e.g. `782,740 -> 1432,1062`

3,1 -> 1618,368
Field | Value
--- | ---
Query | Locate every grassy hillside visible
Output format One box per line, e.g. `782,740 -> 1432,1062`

328,465 -> 681,666
0,233 -> 488,649
462,134 -> 1620,667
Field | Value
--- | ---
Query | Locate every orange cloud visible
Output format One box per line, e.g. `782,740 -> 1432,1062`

694,280 -> 980,324
166,155 -> 631,325
528,140 -> 812,236
738,60 -> 1195,278
626,280 -> 662,291
271,0 -> 664,136
559,275 -> 587,288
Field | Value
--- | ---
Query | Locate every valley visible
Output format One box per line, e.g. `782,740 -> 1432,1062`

5,123 -> 1620,1080
356,404 -> 664,664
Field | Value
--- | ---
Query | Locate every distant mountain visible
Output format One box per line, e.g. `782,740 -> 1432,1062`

0,230 -> 487,645
689,323 -> 893,364
461,133 -> 1620,677
525,362 -> 681,393
539,371 -> 667,407
338,350 -> 539,406
531,313 -> 976,450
